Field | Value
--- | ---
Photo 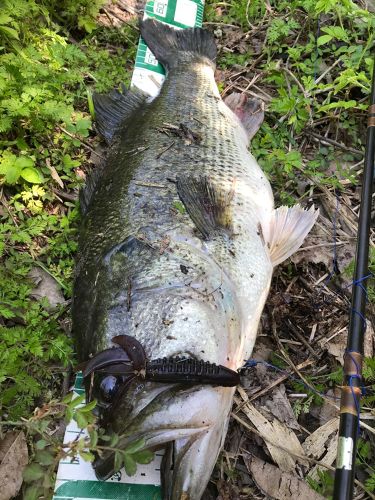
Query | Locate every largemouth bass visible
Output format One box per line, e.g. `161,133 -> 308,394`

72,19 -> 318,500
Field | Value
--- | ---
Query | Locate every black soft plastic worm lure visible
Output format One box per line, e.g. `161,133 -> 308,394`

80,334 -> 240,388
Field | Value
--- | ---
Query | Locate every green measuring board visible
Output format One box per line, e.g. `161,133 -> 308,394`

53,2 -> 204,498
53,373 -> 164,499
131,0 -> 205,96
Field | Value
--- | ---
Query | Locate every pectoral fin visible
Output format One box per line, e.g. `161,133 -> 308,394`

224,93 -> 264,140
176,175 -> 233,239
263,205 -> 319,267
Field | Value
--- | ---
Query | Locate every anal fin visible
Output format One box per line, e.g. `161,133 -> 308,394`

263,205 -> 319,266
176,176 -> 233,239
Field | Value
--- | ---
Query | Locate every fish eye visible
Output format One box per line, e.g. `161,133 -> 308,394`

99,375 -> 120,402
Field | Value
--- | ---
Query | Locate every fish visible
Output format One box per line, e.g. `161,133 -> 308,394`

72,19 -> 318,500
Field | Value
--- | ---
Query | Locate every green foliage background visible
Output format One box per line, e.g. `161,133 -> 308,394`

0,0 -> 138,420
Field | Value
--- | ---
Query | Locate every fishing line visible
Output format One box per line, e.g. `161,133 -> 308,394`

241,358 -> 340,401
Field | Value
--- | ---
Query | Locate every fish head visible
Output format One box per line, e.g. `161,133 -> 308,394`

92,378 -> 235,500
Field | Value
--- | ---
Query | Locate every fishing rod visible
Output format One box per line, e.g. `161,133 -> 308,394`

333,56 -> 375,500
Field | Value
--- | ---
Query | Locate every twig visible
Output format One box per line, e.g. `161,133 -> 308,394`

62,365 -> 72,397
270,310 -> 339,409
134,181 -> 166,188
238,359 -> 314,405
315,58 -> 342,85
306,130 -> 364,157
295,241 -> 350,252
282,66 -> 309,99
287,320 -> 320,359
57,126 -> 105,160
156,141 -> 175,159
53,189 -> 78,202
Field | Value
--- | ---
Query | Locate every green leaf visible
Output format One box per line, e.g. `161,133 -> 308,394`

133,449 -> 154,465
23,463 -> 45,482
67,393 -> 85,409
0,25 -> 19,40
124,438 -> 146,456
35,439 -> 48,450
114,451 -> 123,471
78,17 -> 97,33
79,450 -> 95,462
99,434 -> 112,442
0,14 -> 12,24
317,34 -> 332,46
172,201 -> 186,214
75,117 -> 91,137
35,449 -> 54,466
87,90 -> 95,119
20,167 -> 43,184
88,429 -> 98,448
109,434 -> 119,447
62,393 -> 73,404
319,100 -> 357,112
79,399 -> 97,412
65,407 -> 73,423
74,411 -> 88,429
0,155 -> 22,184
15,157 -> 34,169
321,26 -> 349,42
24,485 -> 43,500
123,454 -> 137,476
76,437 -> 86,451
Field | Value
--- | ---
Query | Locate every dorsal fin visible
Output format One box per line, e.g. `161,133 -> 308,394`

93,84 -> 146,144
79,166 -> 102,215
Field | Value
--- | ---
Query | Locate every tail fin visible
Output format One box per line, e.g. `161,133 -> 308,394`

263,205 -> 319,267
139,18 -> 216,70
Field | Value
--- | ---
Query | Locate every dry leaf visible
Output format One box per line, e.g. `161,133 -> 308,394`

302,419 -> 338,482
320,320 -> 373,365
236,387 -> 306,472
244,454 -> 324,500
302,418 -> 339,458
47,164 -> 64,189
318,389 -> 340,426
308,433 -> 338,482
265,385 -> 300,431
0,431 -> 28,500
364,319 -> 374,358
29,267 -> 65,310
216,479 -> 240,500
